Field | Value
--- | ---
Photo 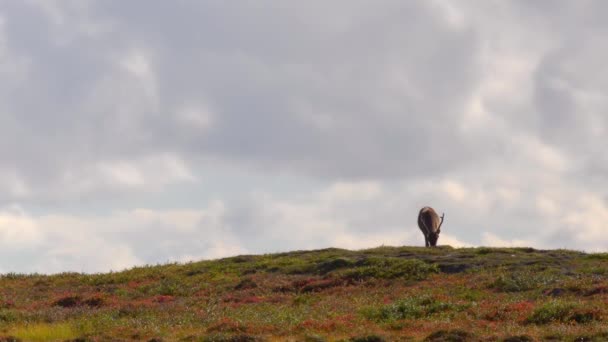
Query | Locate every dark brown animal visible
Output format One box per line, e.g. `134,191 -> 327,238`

417,207 -> 445,247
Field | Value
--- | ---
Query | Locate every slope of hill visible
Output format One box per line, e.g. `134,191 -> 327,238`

1,246 -> 607,341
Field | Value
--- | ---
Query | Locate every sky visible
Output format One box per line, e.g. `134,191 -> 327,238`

1,0 -> 607,273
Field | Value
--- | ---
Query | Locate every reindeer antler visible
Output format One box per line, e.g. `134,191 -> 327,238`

437,213 -> 445,233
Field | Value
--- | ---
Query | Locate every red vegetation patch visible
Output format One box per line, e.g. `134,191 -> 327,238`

222,293 -> 285,307
223,293 -> 263,304
508,301 -> 535,312
0,299 -> 14,309
128,294 -> 176,307
482,300 -> 535,322
126,279 -> 157,290
234,278 -> 258,290
274,277 -> 343,293
585,286 -> 608,296
207,318 -> 248,333
154,295 -> 175,304
297,314 -> 357,333
301,279 -> 343,293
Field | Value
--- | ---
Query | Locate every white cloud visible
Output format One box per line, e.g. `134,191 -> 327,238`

96,154 -> 196,188
0,205 -> 43,246
320,181 -> 383,202
560,194 -> 608,250
3,173 -> 608,274
0,1 -> 607,273
482,233 -> 534,248
0,203 -> 239,273
441,180 -> 467,202
176,104 -> 213,130
437,234 -> 473,248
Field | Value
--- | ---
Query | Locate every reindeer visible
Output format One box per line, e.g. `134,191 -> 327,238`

417,207 -> 445,247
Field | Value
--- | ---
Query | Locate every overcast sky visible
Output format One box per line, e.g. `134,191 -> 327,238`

1,0 -> 607,273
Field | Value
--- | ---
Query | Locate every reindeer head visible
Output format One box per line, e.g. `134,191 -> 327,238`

427,213 -> 444,247
428,231 -> 440,246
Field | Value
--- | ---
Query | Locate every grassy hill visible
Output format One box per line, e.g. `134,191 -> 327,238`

1,246 -> 608,341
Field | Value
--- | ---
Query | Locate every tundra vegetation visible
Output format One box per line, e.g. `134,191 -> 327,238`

0,246 -> 607,341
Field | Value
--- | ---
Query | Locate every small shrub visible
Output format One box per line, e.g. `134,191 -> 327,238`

363,296 -> 463,322
341,258 -> 438,281
252,257 -> 315,275
304,334 -> 327,342
424,329 -> 476,342
301,279 -> 342,293
543,288 -> 566,297
1,273 -> 28,280
202,335 -> 260,342
140,278 -> 184,296
83,296 -> 104,308
585,253 -> 608,260
571,311 -> 600,324
512,247 -> 536,253
207,318 -> 247,333
573,336 -> 603,342
438,263 -> 470,274
0,311 -> 18,323
53,296 -> 81,308
476,248 -> 493,255
502,336 -> 533,342
526,301 -> 574,324
154,295 -> 175,303
526,301 -> 600,325
489,271 -> 559,292
350,335 -> 386,342
572,333 -> 608,342
0,300 -> 14,309
0,337 -> 21,342
292,294 -> 314,306
317,258 -> 354,274
234,278 -> 258,290
585,286 -> 608,296
541,334 -> 564,341
53,295 -> 104,308
282,278 -> 342,294
580,266 -> 608,275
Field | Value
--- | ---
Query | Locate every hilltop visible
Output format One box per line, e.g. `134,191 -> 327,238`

1,246 -> 607,341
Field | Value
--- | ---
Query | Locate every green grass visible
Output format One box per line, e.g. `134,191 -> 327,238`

339,258 -> 439,281
526,300 -> 601,325
489,269 -> 564,292
362,295 -> 467,322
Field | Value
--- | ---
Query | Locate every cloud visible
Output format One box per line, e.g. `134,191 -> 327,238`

0,0 -> 487,192
0,201 -> 241,273
2,174 -> 608,273
0,205 -> 43,246
481,233 -> 534,248
0,1 -> 607,272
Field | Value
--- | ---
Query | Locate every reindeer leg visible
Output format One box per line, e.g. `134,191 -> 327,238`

425,236 -> 429,247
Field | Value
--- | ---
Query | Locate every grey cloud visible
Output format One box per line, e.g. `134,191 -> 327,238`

0,1 -> 483,206
531,39 -> 608,195
0,1 -> 608,273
